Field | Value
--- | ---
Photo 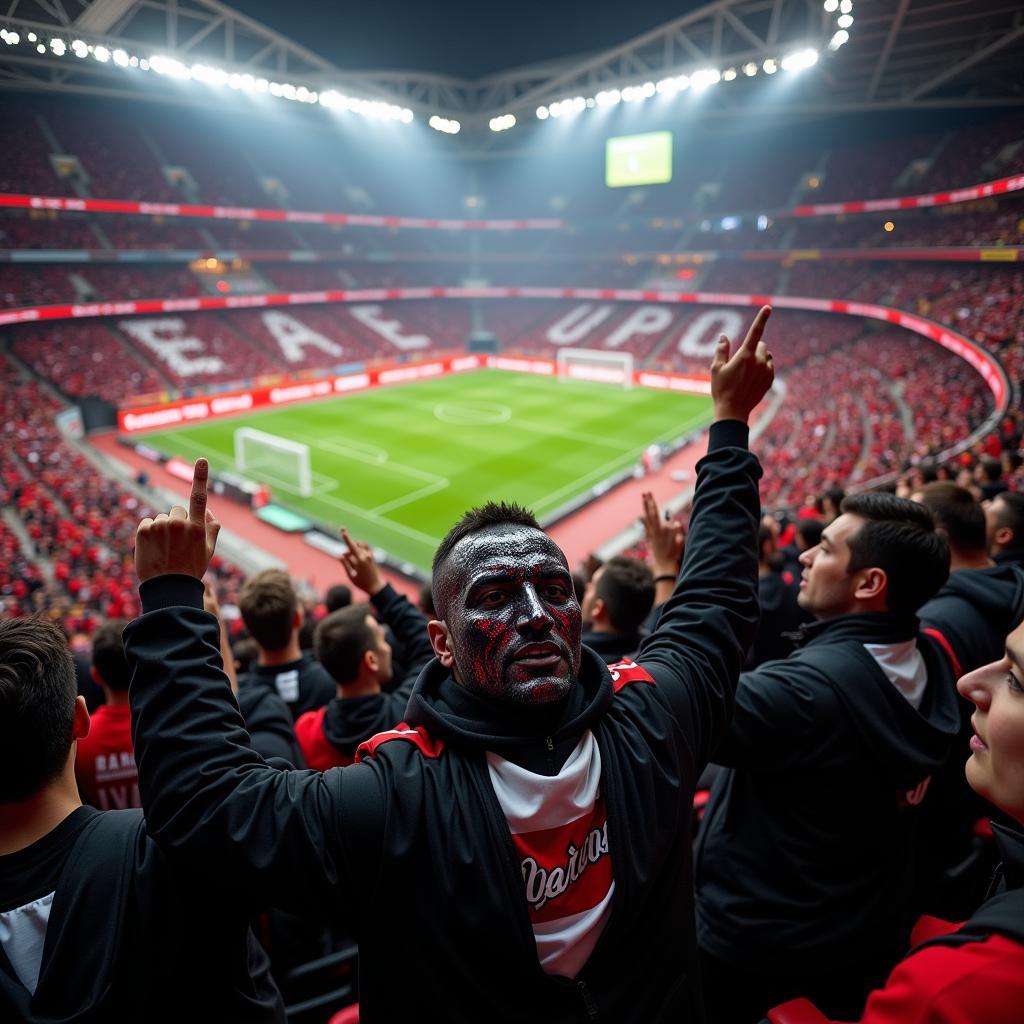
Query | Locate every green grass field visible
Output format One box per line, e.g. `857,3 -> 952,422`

142,369 -> 711,570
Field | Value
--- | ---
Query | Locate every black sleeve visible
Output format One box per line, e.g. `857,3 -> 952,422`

125,574 -> 385,914
635,420 -> 762,769
243,691 -> 309,769
370,583 -> 434,686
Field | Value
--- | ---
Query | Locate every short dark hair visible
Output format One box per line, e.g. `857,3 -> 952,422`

91,618 -> 130,691
314,604 -> 375,685
796,518 -> 824,550
432,502 -> 542,617
841,492 -> 949,615
239,569 -> 297,651
916,482 -> 986,553
992,492 -> 1024,546
981,457 -> 1003,483
595,557 -> 655,635
821,486 -> 846,513
0,618 -> 78,802
418,581 -> 436,619
324,584 -> 352,613
758,525 -> 776,562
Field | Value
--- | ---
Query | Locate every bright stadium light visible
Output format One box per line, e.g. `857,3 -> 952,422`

112,48 -> 129,66
489,113 -> 516,132
428,115 -> 461,134
823,0 -> 839,10
93,45 -> 109,62
837,13 -> 853,28
743,62 -> 758,76
839,0 -> 853,11
71,39 -> 88,56
536,105 -> 550,119
781,48 -> 819,72
763,58 -> 778,74
691,68 -> 721,90
35,43 -> 44,53
50,38 -> 66,55
596,88 -> 622,105
722,67 -> 737,81
829,29 -> 850,49
26,31 -> 36,42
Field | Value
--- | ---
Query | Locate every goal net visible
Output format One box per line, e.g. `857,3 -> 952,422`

234,427 -> 312,497
555,348 -> 634,389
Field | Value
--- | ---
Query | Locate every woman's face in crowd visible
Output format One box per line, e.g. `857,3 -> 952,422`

958,620 -> 1024,824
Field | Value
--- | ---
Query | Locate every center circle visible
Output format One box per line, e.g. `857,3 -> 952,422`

433,402 -> 512,426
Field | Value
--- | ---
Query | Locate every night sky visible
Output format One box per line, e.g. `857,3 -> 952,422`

231,1 -> 705,79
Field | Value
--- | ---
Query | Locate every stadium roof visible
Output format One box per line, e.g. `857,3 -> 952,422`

0,0 -> 1022,140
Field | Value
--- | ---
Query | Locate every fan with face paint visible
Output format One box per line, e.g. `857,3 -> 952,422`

428,522 -> 582,706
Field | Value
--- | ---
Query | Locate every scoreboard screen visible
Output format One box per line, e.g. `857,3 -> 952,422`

605,131 -> 673,188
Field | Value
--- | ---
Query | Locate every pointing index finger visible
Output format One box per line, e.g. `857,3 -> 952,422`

741,305 -> 772,354
189,459 -> 209,524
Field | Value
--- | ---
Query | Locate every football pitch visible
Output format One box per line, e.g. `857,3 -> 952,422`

142,369 -> 712,570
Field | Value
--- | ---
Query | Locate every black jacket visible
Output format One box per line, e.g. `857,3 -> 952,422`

920,563 -> 1024,676
239,652 -> 335,721
580,629 -> 644,666
124,421 -> 761,1024
237,684 -> 308,768
0,809 -> 283,1023
746,569 -> 803,667
696,612 -> 961,976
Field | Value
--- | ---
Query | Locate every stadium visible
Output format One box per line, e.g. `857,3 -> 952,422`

1,0 -> 1023,1022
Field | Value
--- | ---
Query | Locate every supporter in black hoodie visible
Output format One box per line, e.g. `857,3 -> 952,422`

0,618 -> 283,1023
747,525 -> 804,667
697,493 -> 960,1024
985,491 -> 1024,569
124,307 -> 774,1024
914,482 -> 1024,916
295,531 -> 434,770
579,555 -> 655,664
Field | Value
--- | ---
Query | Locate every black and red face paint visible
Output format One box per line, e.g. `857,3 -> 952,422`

437,525 -> 582,706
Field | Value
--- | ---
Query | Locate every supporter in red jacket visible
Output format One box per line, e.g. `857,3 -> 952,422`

73,619 -> 139,810
769,618 -> 1024,1024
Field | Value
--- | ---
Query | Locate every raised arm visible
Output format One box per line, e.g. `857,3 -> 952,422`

339,527 -> 434,687
126,461 -> 382,913
636,306 -> 773,768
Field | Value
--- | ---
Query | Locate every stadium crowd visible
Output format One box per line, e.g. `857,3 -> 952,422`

3,93 -> 1024,1024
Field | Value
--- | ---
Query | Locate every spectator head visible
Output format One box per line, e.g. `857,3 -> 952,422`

570,571 -> 587,604
324,584 -> 352,614
976,457 -> 1003,485
418,582 -> 436,619
819,486 -> 846,523
238,569 -> 300,656
90,618 -> 130,693
795,518 -> 824,554
914,482 -> 988,557
986,492 -> 1024,556
758,526 -> 777,567
231,636 -> 259,676
430,502 -> 581,707
957,618 -> 1024,824
314,604 -> 393,690
580,556 -> 655,636
798,492 -> 949,620
0,618 -> 90,803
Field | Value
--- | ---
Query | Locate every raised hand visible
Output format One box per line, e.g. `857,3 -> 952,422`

339,528 -> 385,596
641,491 -> 685,577
135,458 -> 221,583
710,304 -> 774,425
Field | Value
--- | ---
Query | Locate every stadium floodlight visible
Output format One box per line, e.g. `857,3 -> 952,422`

722,67 -> 737,81
828,30 -> 850,50
823,0 -> 839,10
71,39 -> 88,56
26,31 -> 36,42
640,81 -> 656,98
763,58 -> 778,74
839,0 -> 853,11
489,113 -> 516,132
536,105 -> 550,119
781,49 -> 819,72
50,38 -> 66,55
113,48 -> 129,66
428,115 -> 461,134
837,14 -> 853,28
93,45 -> 109,62
596,88 -> 622,105
35,43 -> 44,53
691,68 -> 721,90
743,62 -> 758,76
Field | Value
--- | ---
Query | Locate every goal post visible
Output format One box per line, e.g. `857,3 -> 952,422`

234,427 -> 312,497
555,347 -> 634,389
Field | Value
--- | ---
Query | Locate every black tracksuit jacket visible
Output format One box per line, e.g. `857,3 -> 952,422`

696,613 -> 961,977
124,420 -> 761,1024
0,810 -> 283,1023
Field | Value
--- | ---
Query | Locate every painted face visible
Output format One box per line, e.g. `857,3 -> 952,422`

957,620 -> 1024,824
436,525 -> 582,705
797,512 -> 867,619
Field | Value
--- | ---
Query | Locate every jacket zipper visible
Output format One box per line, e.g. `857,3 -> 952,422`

577,980 -> 599,1020
545,734 -> 555,774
